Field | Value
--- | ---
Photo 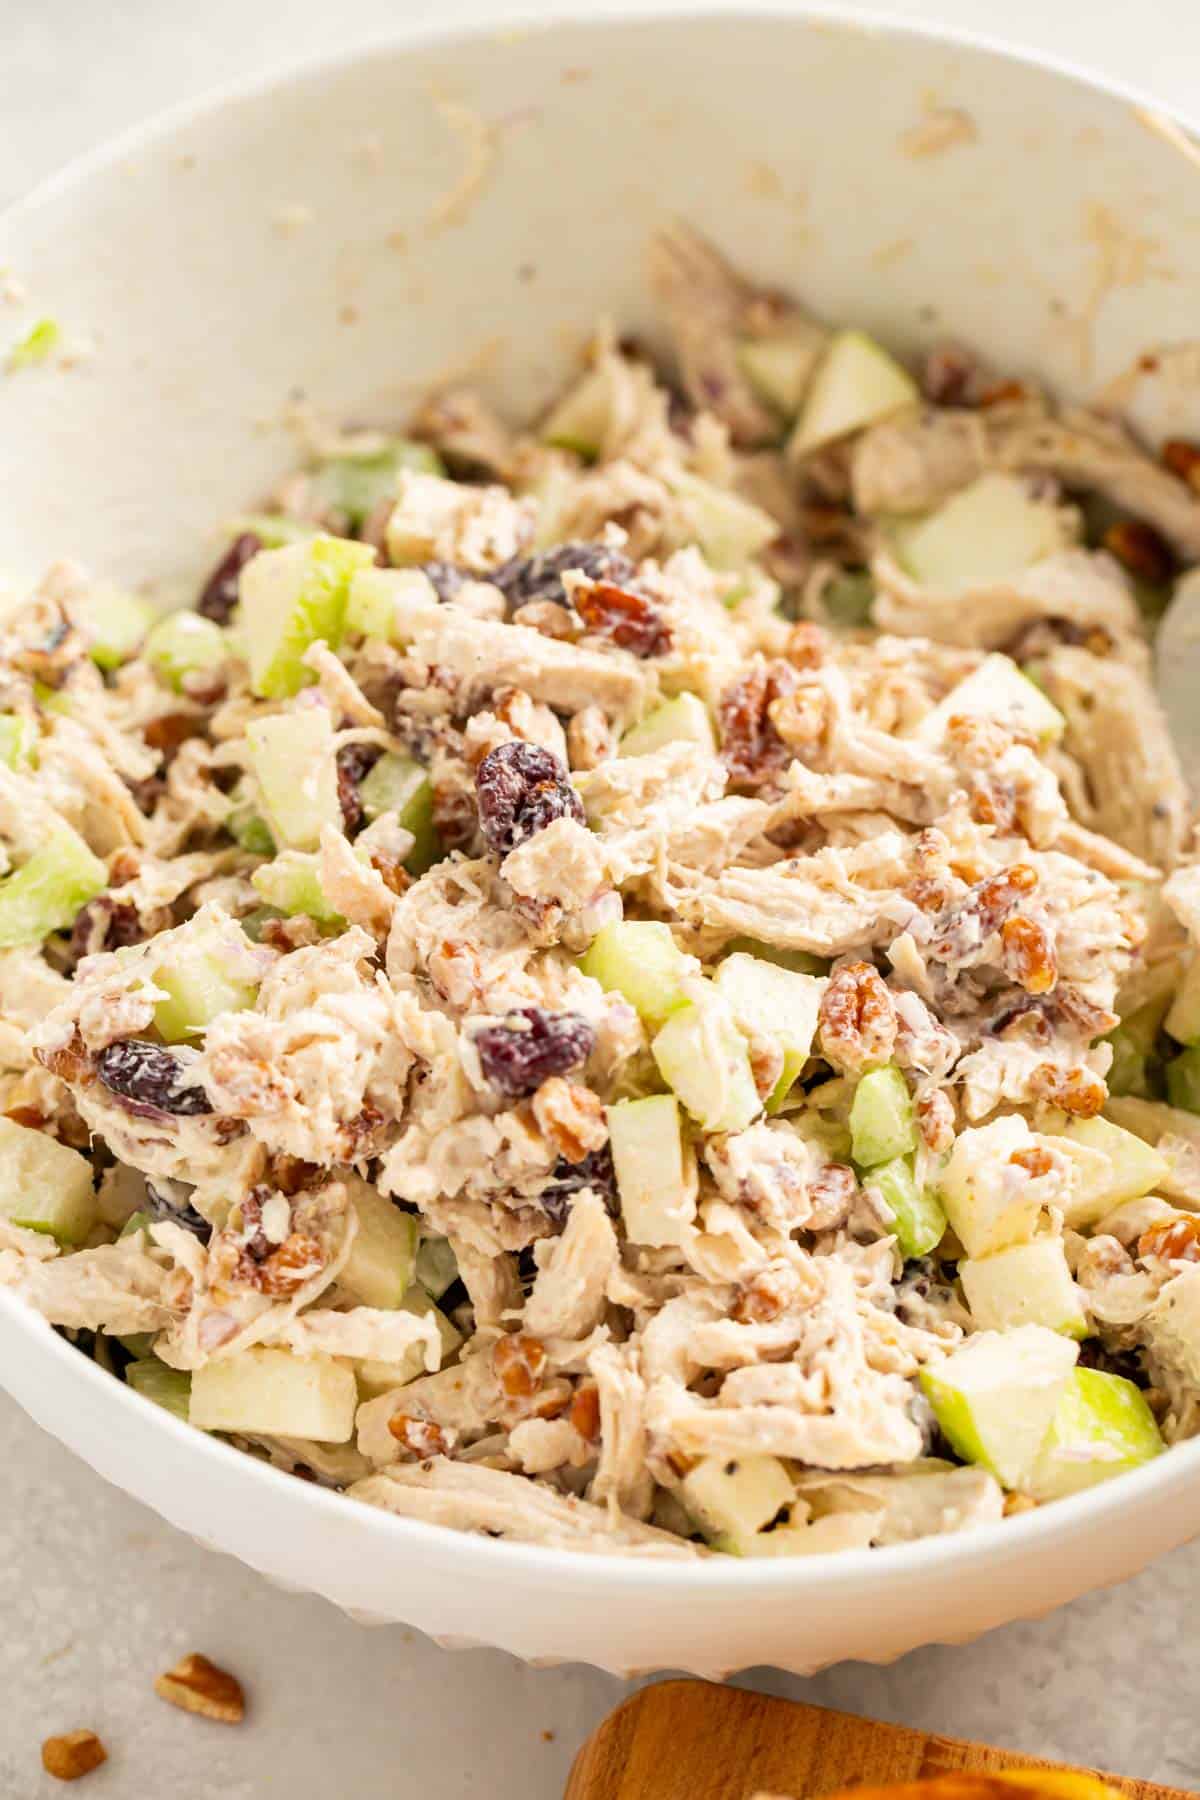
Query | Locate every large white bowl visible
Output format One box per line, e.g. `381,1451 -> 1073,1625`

3,8 -> 1200,1677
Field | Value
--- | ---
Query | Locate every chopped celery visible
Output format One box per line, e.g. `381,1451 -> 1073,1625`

849,1063 -> 917,1167
344,566 -> 440,645
868,1155 -> 945,1258
358,754 -> 440,873
0,821 -> 106,948
7,317 -> 59,371
77,585 -> 155,671
251,853 -> 345,926
125,1359 -> 192,1422
789,329 -> 918,457
0,713 -> 36,770
225,512 -> 317,549
1104,1027 -> 1155,1100
821,569 -> 875,628
240,535 -> 375,699
311,439 -> 443,532
153,938 -> 259,1044
0,1115 -> 97,1245
228,806 -> 275,857
143,611 -> 228,691
580,920 -> 695,1029
1166,1046 -> 1200,1114
246,707 -> 342,851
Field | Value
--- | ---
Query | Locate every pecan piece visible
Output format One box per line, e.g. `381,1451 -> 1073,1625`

41,1731 -> 108,1782
154,1653 -> 245,1724
531,1076 -> 607,1162
493,1332 -> 548,1400
916,1089 -> 956,1154
1103,518 -> 1175,587
1001,914 -> 1058,995
1031,1062 -> 1107,1118
568,1382 -> 601,1442
388,1413 -> 451,1458
1138,1217 -> 1200,1264
574,580 -> 671,657
818,961 -> 897,1073
718,658 -> 798,789
1163,438 -> 1200,494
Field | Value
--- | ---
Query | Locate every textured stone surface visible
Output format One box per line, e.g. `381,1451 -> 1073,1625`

4,0 -> 1200,1791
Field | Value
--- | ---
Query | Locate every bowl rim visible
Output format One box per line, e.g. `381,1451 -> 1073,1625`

4,0 -> 1200,1593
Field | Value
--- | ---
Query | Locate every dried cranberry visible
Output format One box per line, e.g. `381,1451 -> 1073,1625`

574,581 -> 671,657
539,1144 -> 616,1226
491,543 -> 637,610
96,1040 -> 213,1117
420,561 -> 470,602
195,533 -> 261,625
474,741 -> 584,857
68,897 -> 143,964
144,1180 -> 212,1243
474,1006 -> 595,1098
335,742 -> 383,836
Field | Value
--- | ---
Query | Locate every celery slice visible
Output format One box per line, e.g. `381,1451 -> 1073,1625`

143,611 -> 227,691
77,585 -> 155,671
311,439 -> 443,532
849,1063 -> 917,1167
0,821 -> 106,948
358,754 -> 440,873
868,1155 -> 946,1258
0,714 -> 36,770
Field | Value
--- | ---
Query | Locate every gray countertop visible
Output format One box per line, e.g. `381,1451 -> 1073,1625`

4,1 -> 1200,1794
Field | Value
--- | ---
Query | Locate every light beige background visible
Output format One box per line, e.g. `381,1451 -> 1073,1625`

3,2 -> 1200,1795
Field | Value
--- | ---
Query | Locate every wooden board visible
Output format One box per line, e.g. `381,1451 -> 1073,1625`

565,1681 -> 1187,1800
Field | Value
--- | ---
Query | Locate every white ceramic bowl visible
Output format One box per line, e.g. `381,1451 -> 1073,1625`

4,8 -> 1200,1677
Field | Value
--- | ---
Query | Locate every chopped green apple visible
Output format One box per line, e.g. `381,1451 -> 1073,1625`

246,706 -> 342,851
189,1347 -> 358,1441
0,713 -> 36,770
1166,1046 -> 1200,1114
920,1325 -> 1079,1490
310,439 -> 443,532
251,852 -> 345,926
540,362 -> 619,459
125,1359 -> 192,1422
736,331 -> 823,419
652,990 -> 760,1134
890,473 -> 1072,593
228,804 -> 275,857
0,821 -> 107,949
0,1115 -> 97,1245
1165,957 -> 1200,1047
240,535 -> 374,698
1027,1367 -> 1162,1501
339,1181 -> 420,1310
355,1287 -> 463,1397
913,652 -> 1066,748
152,935 -> 259,1044
1058,1114 -> 1170,1228
580,919 -> 695,1030
607,1093 -> 695,1248
849,1062 -> 917,1167
868,1155 -> 946,1258
414,1233 -> 458,1302
77,584 -> 155,670
713,951 -> 825,1111
1104,1023 -> 1155,1100
142,611 -> 228,692
961,1238 -> 1088,1338
664,468 -> 778,570
344,566 -> 440,645
938,1116 -> 1048,1257
358,753 -> 440,874
789,329 -> 918,457
619,693 -> 716,758
679,1453 -> 795,1541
